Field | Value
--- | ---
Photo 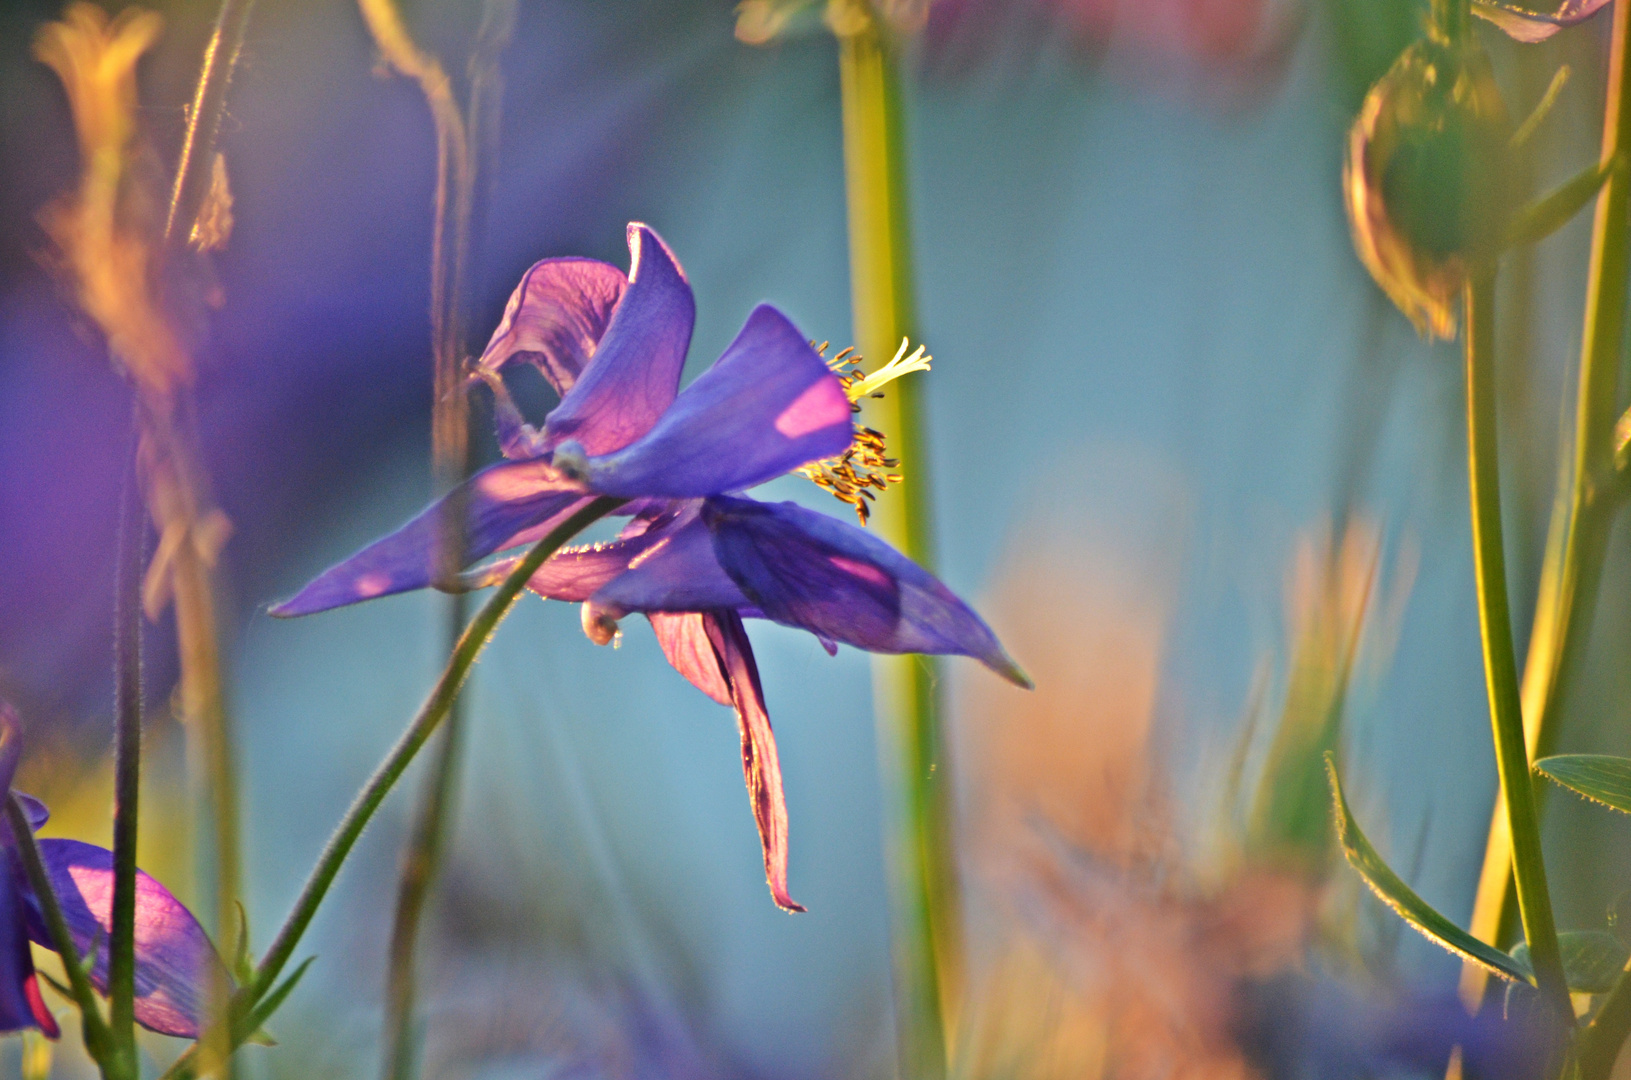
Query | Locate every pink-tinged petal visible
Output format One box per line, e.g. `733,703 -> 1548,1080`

580,305 -> 852,499
649,613 -> 732,705
1472,0 -> 1613,40
588,507 -> 753,615
27,839 -> 225,1038
474,257 -> 629,396
702,611 -> 804,913
542,224 -> 696,456
703,497 -> 1032,688
270,459 -> 587,616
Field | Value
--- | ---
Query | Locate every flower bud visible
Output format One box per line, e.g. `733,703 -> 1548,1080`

1344,36 -> 1513,340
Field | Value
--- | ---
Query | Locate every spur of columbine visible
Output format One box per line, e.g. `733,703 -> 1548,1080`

272,223 -> 1029,911
0,702 -> 221,1038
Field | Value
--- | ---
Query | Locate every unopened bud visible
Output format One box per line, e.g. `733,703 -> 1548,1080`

1345,36 -> 1512,340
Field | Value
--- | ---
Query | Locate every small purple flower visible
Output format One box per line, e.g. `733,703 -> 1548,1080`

0,703 -> 223,1039
272,224 -> 1029,910
1472,0 -> 1613,42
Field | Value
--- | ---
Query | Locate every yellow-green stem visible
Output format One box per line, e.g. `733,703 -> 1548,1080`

1464,271 -> 1570,1021
1464,0 -> 1631,1005
835,7 -> 955,1076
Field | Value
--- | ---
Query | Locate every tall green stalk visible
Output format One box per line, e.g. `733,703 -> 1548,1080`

834,5 -> 954,1076
108,435 -> 145,1080
1466,0 -> 1631,997
1463,271 -> 1571,1021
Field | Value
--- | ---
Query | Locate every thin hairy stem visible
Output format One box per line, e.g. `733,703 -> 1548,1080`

163,0 -> 256,249
1464,272 -> 1570,1022
835,4 -> 954,1075
108,428 -> 145,1077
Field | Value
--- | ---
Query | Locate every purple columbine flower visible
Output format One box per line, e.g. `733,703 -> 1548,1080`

0,703 -> 222,1039
272,223 -> 1029,911
1473,0 -> 1613,41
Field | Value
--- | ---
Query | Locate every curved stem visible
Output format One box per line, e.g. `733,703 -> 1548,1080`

1464,0 -> 1631,1006
248,496 -> 626,1007
1464,271 -> 1570,1021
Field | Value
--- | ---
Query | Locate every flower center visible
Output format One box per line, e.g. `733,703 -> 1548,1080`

797,338 -> 929,525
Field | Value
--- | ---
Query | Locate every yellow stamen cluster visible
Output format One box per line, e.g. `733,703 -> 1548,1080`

797,338 -> 929,524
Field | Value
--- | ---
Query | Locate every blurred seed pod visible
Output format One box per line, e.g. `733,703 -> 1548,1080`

1344,36 -> 1514,340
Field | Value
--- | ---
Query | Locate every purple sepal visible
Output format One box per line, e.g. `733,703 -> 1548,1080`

0,855 -> 49,1035
650,613 -> 733,705
542,224 -> 695,456
27,839 -> 224,1039
703,496 -> 1031,687
270,459 -> 587,616
14,795 -> 47,832
589,505 -> 753,615
1472,0 -> 1613,40
580,305 -> 852,499
474,256 -> 628,397
701,611 -> 803,913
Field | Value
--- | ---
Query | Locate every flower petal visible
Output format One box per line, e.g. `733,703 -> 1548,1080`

581,305 -> 852,498
649,613 -> 733,705
270,459 -> 588,616
0,856 -> 48,1035
542,224 -> 696,456
14,795 -> 47,833
1472,0 -> 1612,41
27,839 -> 223,1038
703,496 -> 1031,687
702,611 -> 804,913
588,506 -> 753,615
474,257 -> 629,396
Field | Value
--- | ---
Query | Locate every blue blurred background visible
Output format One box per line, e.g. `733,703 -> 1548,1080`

4,0 -> 1630,1076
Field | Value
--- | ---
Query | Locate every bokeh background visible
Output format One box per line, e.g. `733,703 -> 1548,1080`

4,0 -> 1631,1076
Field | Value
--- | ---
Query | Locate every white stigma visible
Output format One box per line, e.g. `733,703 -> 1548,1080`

848,338 -> 932,401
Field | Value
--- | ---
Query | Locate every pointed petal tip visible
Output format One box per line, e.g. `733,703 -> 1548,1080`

993,653 -> 1034,690
772,890 -> 808,914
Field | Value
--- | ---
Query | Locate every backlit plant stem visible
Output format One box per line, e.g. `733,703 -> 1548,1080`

1465,0 -> 1631,1001
355,2 -> 516,1076
163,0 -> 255,249
1464,271 -> 1570,1020
835,6 -> 955,1077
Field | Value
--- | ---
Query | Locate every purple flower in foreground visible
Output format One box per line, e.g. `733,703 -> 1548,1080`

1472,0 -> 1613,42
272,223 -> 1029,910
0,703 -> 222,1039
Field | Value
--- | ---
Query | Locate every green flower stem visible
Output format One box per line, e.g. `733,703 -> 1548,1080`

1464,270 -> 1571,1022
835,8 -> 954,1077
162,0 -> 256,249
1578,961 -> 1631,1080
247,497 -> 626,1013
1465,0 -> 1631,1002
108,436 -> 144,1079
5,795 -> 114,1070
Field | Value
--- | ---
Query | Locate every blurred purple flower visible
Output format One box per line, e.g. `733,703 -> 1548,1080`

272,223 -> 1028,911
1472,0 -> 1613,42
0,703 -> 221,1039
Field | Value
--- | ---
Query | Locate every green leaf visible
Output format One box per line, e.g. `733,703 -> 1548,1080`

1326,756 -> 1534,982
1512,930 -> 1630,993
232,902 -> 254,988
237,956 -> 315,1040
1504,157 -> 1619,251
1537,755 -> 1631,814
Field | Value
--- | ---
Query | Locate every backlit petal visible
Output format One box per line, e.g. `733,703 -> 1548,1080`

0,855 -> 46,1035
650,613 -> 732,705
588,507 -> 752,615
704,496 -> 1031,687
271,459 -> 586,616
28,839 -> 224,1038
582,305 -> 851,498
474,257 -> 628,396
702,611 -> 804,913
543,224 -> 695,455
